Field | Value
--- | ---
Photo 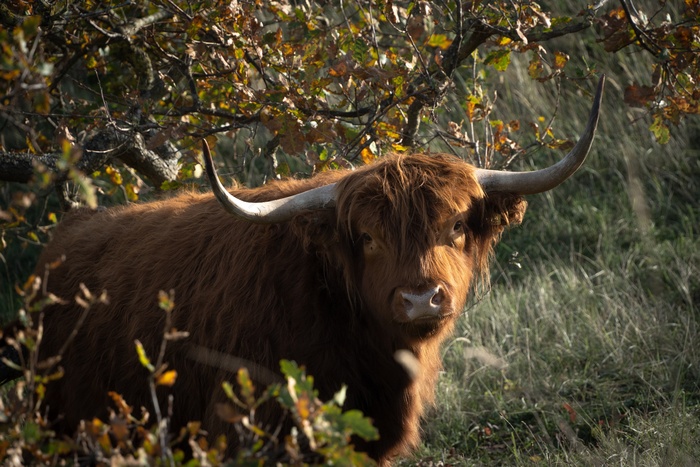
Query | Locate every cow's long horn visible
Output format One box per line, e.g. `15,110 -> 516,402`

475,75 -> 605,195
202,140 -> 337,223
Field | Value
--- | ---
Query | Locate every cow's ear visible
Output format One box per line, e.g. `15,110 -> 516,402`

290,210 -> 339,251
468,193 -> 528,279
482,193 -> 527,230
467,193 -> 527,240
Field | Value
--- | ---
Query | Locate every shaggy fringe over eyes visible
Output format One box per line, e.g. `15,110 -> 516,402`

332,152 -> 527,288
335,153 -> 483,251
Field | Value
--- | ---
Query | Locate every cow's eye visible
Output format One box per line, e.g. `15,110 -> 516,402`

449,220 -> 466,247
360,232 -> 377,254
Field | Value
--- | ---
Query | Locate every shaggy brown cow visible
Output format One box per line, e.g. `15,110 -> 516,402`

3,78 -> 603,464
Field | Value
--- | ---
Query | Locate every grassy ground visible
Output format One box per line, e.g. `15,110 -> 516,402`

402,39 -> 700,466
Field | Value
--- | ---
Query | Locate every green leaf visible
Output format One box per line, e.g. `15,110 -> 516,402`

319,148 -> 329,161
406,2 -> 415,16
275,161 -> 291,178
323,446 -> 377,465
278,360 -> 318,409
352,38 -> 369,63
650,115 -> 670,144
251,439 -> 264,453
160,180 -> 183,191
392,75 -> 405,98
485,49 -> 511,72
340,410 -> 379,441
333,385 -> 347,406
280,359 -> 304,382
21,16 -> 42,38
528,55 -> 544,79
237,367 -> 256,406
222,381 -> 235,400
22,421 -> 42,444
294,8 -> 306,22
72,173 -> 98,209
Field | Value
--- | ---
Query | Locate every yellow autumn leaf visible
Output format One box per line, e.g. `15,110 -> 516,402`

361,147 -> 375,164
156,370 -> 177,386
427,34 -> 452,50
98,432 -> 112,453
296,396 -> 311,420
553,51 -> 569,70
497,36 -> 512,46
85,55 -> 98,69
25,136 -> 37,153
378,122 -> 400,139
125,183 -> 139,201
134,340 -> 154,372
35,382 -> 45,400
105,166 -> 123,185
89,418 -> 104,435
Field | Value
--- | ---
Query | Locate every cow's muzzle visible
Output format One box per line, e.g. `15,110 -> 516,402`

393,285 -> 449,322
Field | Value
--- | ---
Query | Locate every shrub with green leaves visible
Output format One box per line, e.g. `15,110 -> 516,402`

0,287 -> 379,465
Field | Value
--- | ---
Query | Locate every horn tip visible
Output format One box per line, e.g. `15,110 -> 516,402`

201,139 -> 218,182
594,74 -> 606,104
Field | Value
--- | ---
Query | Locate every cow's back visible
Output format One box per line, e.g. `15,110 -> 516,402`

28,193 -> 302,436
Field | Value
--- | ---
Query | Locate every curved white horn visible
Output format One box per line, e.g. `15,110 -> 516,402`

475,75 -> 605,195
202,140 -> 337,224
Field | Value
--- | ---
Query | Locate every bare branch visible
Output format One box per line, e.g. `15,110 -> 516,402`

485,17 -> 593,44
119,9 -> 173,37
0,129 -> 181,186
619,0 -> 663,56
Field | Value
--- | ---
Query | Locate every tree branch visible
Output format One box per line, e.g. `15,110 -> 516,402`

441,21 -> 494,78
119,9 -> 173,37
0,129 -> 180,186
485,18 -> 593,44
399,12 -> 595,149
619,0 -> 662,56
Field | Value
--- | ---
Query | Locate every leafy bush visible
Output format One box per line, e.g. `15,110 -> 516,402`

0,286 -> 378,465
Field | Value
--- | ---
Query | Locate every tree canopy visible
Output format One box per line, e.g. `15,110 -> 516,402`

1,1 -> 698,194
0,0 -> 698,264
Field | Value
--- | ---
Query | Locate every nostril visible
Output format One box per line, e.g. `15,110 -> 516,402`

403,298 -> 413,311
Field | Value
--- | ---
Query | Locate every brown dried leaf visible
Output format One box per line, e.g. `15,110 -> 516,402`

215,402 -> 245,424
406,15 -> 424,41
108,391 -> 133,417
624,84 -> 656,108
109,415 -> 129,441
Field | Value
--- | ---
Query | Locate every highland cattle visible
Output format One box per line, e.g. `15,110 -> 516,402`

2,78 -> 604,464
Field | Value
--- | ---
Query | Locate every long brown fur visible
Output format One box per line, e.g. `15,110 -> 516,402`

8,152 -> 527,465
